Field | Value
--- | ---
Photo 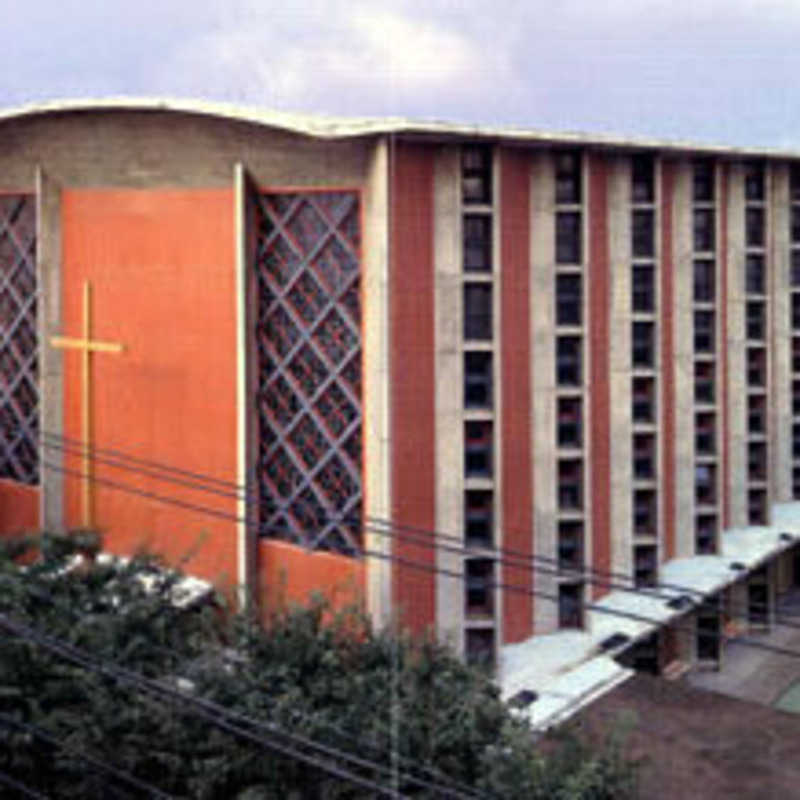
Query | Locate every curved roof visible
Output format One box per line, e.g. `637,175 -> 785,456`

2,96 -> 800,160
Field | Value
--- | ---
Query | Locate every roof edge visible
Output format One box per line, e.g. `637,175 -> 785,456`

3,96 -> 800,159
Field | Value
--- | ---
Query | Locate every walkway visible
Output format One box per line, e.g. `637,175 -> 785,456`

687,588 -> 800,708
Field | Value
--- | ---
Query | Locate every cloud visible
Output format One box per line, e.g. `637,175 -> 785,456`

3,0 -> 800,145
148,2 -> 519,117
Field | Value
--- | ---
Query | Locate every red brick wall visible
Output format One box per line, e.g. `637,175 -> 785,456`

661,162 -> 677,560
389,142 -> 437,633
588,155 -> 611,599
500,149 -> 533,642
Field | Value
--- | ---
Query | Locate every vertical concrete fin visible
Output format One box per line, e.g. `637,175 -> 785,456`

35,166 -> 63,533
726,164 -> 748,527
363,137 -> 392,630
770,164 -> 792,503
672,160 -> 695,557
234,162 -> 257,611
433,145 -> 463,648
607,155 -> 633,577
530,153 -> 557,633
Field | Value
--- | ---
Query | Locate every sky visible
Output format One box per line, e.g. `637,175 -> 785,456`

1,0 -> 799,148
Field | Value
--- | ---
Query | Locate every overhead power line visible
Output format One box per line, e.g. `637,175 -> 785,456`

0,613 -> 411,799
37,456 -> 800,662
0,713 -> 174,799
0,572 -> 488,800
0,612 -> 481,800
0,768 -> 51,800
28,434 -> 800,629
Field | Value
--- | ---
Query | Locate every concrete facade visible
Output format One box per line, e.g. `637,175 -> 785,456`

2,101 -> 800,667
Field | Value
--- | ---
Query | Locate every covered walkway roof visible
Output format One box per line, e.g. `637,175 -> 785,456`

501,502 -> 800,730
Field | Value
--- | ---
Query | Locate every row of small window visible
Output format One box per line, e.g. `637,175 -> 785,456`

558,582 -> 584,629
465,489 -> 493,548
692,207 -> 765,253
745,163 -> 766,203
564,323 -> 660,374
696,514 -> 718,554
556,209 -> 659,264
469,565 -> 590,633
559,476 -> 664,537
557,333 -> 671,387
463,146 -> 492,206
634,544 -> 658,587
693,160 -> 715,204
690,403 -> 767,455
468,343 -> 705,422
465,421 -> 493,477
557,458 -> 584,510
746,344 -> 768,389
749,488 -> 768,525
691,304 -> 766,354
633,489 -> 657,537
465,628 -> 495,667
465,558 -> 494,618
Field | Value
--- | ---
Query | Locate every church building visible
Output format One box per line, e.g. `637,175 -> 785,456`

2,99 -> 800,719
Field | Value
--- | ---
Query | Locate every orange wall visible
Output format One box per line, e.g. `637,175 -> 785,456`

0,479 -> 39,536
61,189 -> 238,589
258,539 -> 365,614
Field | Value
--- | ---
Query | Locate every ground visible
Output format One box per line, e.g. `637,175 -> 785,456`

577,591 -> 800,800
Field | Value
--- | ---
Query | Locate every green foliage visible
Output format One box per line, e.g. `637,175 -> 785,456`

0,533 -> 639,798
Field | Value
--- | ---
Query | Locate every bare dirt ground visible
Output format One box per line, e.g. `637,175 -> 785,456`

576,673 -> 800,800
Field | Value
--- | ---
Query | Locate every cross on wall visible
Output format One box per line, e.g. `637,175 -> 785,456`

50,280 -> 125,528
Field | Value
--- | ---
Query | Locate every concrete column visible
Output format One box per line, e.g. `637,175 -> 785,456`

433,146 -> 464,648
726,163 -> 748,528
607,155 -> 633,577
771,164 -> 792,503
36,167 -> 63,533
234,163 -> 258,610
673,159 -> 695,557
363,138 -> 392,630
531,152 -> 558,633
729,577 -> 749,630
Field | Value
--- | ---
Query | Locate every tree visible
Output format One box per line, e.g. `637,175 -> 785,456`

0,533 -> 639,798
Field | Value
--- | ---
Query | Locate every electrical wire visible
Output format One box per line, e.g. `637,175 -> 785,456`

0,768 -> 51,800
0,612 -> 481,800
0,613 -> 418,799
0,713 -> 174,799
0,565 -> 489,800
32,428 -> 798,625
38,457 -> 800,662
29,423 -> 799,629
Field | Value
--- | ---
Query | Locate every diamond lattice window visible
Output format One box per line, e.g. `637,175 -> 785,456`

253,191 -> 361,554
0,195 -> 38,485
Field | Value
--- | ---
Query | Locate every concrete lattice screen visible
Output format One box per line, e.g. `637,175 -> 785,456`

0,195 -> 38,485
252,190 -> 362,555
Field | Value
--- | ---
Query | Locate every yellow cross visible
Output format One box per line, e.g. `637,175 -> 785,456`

50,280 -> 125,528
